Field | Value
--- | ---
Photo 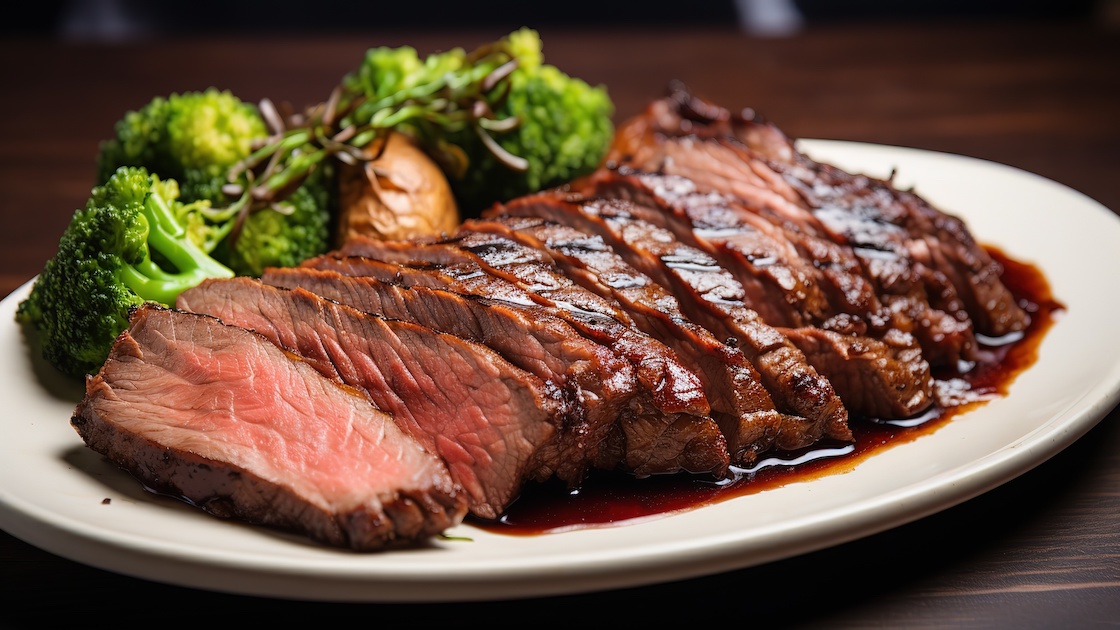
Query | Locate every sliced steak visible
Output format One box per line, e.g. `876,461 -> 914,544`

460,214 -> 787,465
178,277 -> 561,520
359,230 -> 714,419
492,194 -> 855,448
304,242 -> 731,479
72,304 -> 467,551
611,86 -> 1028,353
779,326 -> 934,420
606,92 -> 991,368
262,264 -> 730,480
570,169 -> 936,418
505,193 -> 934,421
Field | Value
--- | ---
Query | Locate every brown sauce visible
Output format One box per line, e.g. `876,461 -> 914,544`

469,246 -> 1065,536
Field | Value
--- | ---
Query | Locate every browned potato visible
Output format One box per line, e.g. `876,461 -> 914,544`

336,131 -> 460,243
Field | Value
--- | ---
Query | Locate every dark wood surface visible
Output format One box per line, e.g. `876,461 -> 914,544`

1,21 -> 1118,627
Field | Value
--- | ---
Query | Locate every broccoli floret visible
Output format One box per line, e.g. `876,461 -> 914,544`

96,88 -> 268,204
447,28 -> 615,212
345,43 -> 464,103
218,163 -> 336,277
16,166 -> 234,378
95,88 -> 335,277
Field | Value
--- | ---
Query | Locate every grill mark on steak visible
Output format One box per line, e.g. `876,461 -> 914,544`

177,277 -> 563,520
312,240 -> 732,480
491,194 -> 854,449
72,304 -> 468,550
260,264 -> 634,485
459,213 -> 788,466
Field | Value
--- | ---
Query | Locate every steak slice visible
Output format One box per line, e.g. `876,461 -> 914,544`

301,243 -> 731,479
177,277 -> 561,520
72,304 -> 467,551
460,214 -> 787,465
492,194 -> 854,448
779,326 -> 934,420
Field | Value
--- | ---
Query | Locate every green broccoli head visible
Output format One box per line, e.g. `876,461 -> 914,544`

451,39 -> 615,213
17,166 -> 234,378
219,164 -> 336,277
17,201 -> 146,377
96,88 -> 269,204
345,44 -> 463,103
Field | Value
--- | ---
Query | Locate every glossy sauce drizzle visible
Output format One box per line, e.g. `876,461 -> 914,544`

470,247 -> 1065,536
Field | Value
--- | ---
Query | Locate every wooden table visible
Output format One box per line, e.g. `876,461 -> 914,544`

1,22 -> 1118,626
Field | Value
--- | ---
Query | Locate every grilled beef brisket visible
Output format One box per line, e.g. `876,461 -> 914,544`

177,277 -> 562,519
72,304 -> 467,550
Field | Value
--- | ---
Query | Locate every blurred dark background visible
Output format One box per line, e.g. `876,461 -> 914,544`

6,0 -> 1116,40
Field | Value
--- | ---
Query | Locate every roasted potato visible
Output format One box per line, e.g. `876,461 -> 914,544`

336,131 -> 460,242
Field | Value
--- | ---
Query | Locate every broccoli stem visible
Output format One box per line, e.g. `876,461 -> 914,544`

262,149 -> 328,192
122,191 -> 234,305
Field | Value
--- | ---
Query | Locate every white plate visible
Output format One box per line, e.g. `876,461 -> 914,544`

2,140 -> 1119,603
